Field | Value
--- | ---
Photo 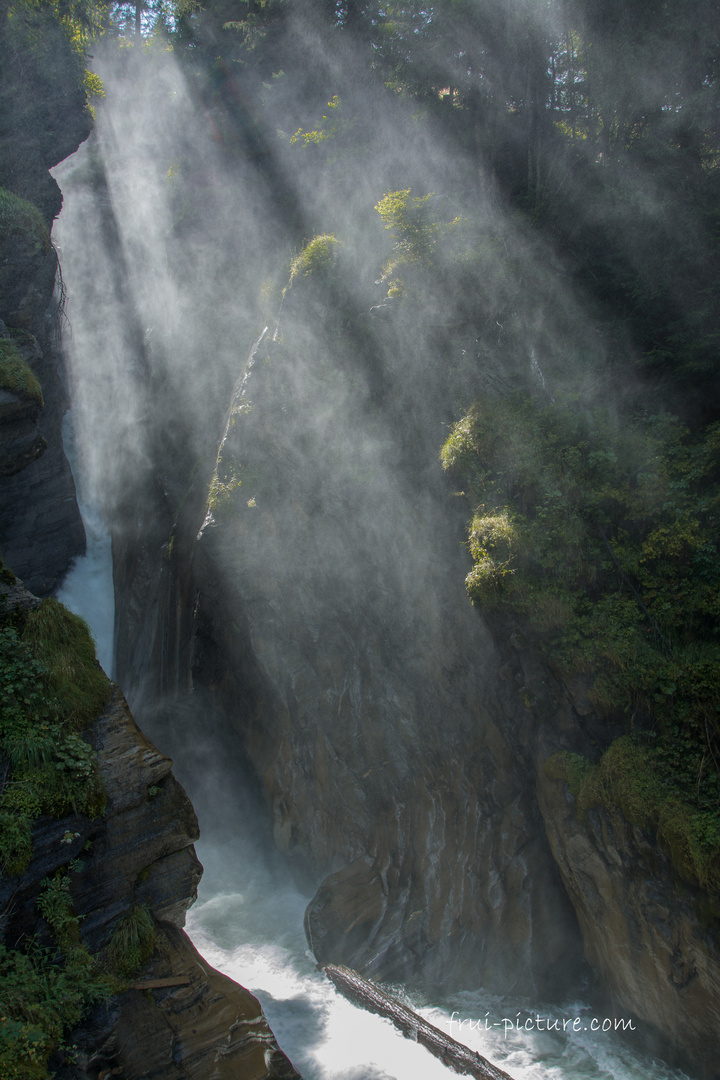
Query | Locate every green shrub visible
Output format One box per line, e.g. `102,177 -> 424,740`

0,340 -> 43,406
547,740 -> 720,893
287,233 -> 341,287
106,905 -> 156,978
445,394 -> 720,885
374,189 -> 462,296
0,865 -> 114,1080
0,598 -> 108,876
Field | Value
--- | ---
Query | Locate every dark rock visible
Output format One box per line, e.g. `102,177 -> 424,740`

0,234 -> 84,593
0,4 -> 92,224
0,684 -> 201,948
0,339 -> 85,593
60,924 -> 302,1080
538,762 -> 720,1079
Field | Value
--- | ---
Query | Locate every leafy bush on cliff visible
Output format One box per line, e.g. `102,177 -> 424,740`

0,600 -> 108,875
0,868 -> 114,1080
374,189 -> 461,299
0,586 -> 119,1077
442,393 -> 720,890
287,233 -> 342,289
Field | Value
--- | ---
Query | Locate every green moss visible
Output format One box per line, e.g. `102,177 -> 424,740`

0,340 -> 43,406
544,750 -> 593,797
0,189 -> 51,255
548,738 -> 720,894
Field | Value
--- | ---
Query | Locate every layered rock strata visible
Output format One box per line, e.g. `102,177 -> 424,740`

68,924 -> 301,1080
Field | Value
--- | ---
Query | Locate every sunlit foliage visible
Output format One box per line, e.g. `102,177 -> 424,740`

443,395 -> 720,889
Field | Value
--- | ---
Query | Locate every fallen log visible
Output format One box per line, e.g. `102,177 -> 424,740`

323,964 -> 515,1080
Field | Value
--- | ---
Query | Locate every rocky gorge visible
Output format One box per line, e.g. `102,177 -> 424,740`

2,4 -> 720,1080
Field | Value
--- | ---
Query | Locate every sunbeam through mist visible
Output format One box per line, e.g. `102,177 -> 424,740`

40,4 -> 720,1079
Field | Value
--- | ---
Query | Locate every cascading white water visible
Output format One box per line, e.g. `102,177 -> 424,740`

56,412 -> 115,677
49,43 -> 691,1080
184,824 -> 690,1080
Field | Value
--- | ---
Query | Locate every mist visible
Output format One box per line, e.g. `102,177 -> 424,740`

47,4 -> 718,1079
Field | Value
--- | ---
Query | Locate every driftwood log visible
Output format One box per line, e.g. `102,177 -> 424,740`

323,964 -> 515,1080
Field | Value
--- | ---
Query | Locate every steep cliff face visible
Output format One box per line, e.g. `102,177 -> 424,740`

538,763 -> 720,1078
0,0 -> 92,224
116,284 -> 588,999
0,189 -> 84,593
0,573 -> 301,1080
58,685 -> 299,1080
112,259 -> 720,1077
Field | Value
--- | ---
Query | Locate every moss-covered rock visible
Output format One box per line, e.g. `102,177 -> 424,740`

0,338 -> 43,405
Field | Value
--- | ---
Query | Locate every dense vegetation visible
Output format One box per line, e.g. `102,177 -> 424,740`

0,562 -> 112,1077
442,397 -> 720,892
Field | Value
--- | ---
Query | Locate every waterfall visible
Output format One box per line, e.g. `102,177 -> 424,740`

49,43 -> 690,1080
56,411 -> 115,677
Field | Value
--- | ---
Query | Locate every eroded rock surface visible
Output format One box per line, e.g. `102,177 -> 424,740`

0,206 -> 84,593
538,766 -> 720,1079
66,924 -> 301,1080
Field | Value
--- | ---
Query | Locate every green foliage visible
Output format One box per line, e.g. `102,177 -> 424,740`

0,584 -> 120,1078
0,598 -> 108,876
287,233 -> 341,288
290,95 -> 344,148
444,394 -> 720,886
0,864 -> 114,1080
105,905 -> 156,978
0,189 -> 51,255
375,189 -> 436,262
465,509 -> 522,605
374,189 -> 461,297
0,941 -> 102,1079
0,340 -> 43,406
207,452 -> 242,515
547,740 -> 720,894
22,598 -> 109,729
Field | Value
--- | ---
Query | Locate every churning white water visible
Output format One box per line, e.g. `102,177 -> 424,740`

186,828 -> 690,1080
